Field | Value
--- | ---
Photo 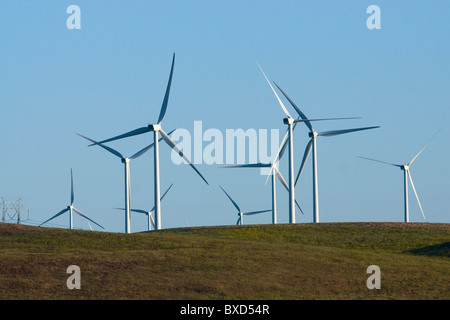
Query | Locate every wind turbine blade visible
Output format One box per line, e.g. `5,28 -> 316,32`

159,128 -> 209,185
115,207 -> 149,214
317,126 -> 379,137
72,208 -> 105,230
89,127 -> 152,146
39,208 -> 69,226
407,171 -> 426,220
265,128 -> 289,185
160,183 -> 174,202
70,169 -> 74,205
278,121 -> 300,161
76,133 -> 124,159
295,199 -> 304,215
408,129 -> 441,167
157,53 -> 175,124
220,163 -> 270,169
219,185 -> 241,212
295,139 -> 313,187
236,217 -> 241,225
130,209 -> 149,214
150,213 -> 156,229
273,82 -> 313,131
274,167 -> 304,214
256,62 -> 292,119
279,117 -> 358,160
129,129 -> 176,160
273,83 -> 361,127
88,222 -> 93,231
275,127 -> 291,161
358,156 -> 402,168
274,166 -> 288,191
129,143 -> 154,160
244,209 -> 272,215
294,117 -> 361,123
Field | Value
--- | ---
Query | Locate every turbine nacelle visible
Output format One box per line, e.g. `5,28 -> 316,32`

283,117 -> 295,125
308,131 -> 318,138
148,124 -> 162,132
401,165 -> 409,171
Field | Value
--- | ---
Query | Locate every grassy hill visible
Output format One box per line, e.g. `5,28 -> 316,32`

0,222 -> 448,300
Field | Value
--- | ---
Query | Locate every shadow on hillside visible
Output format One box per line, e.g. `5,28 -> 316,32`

409,242 -> 450,257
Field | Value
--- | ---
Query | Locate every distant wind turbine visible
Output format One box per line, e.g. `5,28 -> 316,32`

221,161 -> 303,224
40,169 -> 104,230
359,130 -> 440,222
219,185 -> 271,225
115,183 -> 174,231
76,133 -> 161,234
88,53 -> 208,230
271,82 -> 379,223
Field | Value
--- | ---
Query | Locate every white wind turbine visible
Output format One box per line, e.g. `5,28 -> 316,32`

272,82 -> 379,223
88,53 -> 208,230
221,161 -> 303,224
359,130 -> 440,223
257,62 -> 359,224
40,169 -> 104,230
115,183 -> 173,231
219,185 -> 271,225
76,133 -> 161,234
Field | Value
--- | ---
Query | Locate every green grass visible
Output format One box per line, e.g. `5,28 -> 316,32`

0,222 -> 448,300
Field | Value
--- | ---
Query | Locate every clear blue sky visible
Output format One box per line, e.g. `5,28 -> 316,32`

1,1 -> 449,233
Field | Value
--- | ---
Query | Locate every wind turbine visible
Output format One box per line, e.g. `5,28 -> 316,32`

219,185 -> 271,225
359,130 -> 440,223
40,169 -> 104,230
88,53 -> 208,230
221,161 -> 303,224
76,133 -> 161,234
271,82 -> 379,223
257,62 -> 360,224
115,183 -> 174,231
256,63 -> 297,225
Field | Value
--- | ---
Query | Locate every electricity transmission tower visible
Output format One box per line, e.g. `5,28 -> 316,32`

1,198 -> 29,224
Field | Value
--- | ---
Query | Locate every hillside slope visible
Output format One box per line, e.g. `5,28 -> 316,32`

0,222 -> 448,300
